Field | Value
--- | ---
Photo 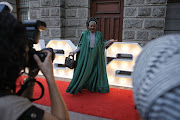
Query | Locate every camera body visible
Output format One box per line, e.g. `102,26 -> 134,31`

23,20 -> 46,44
24,20 -> 55,69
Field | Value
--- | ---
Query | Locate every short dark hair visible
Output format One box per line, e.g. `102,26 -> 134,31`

0,12 -> 28,92
86,17 -> 98,29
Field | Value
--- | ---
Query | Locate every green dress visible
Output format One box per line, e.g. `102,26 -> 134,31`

66,30 -> 110,94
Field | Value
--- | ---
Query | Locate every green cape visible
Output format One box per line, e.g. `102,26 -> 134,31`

66,30 -> 109,94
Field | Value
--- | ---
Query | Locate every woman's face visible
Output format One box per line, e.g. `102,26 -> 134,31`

89,22 -> 97,33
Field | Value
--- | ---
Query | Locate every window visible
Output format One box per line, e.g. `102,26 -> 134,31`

17,0 -> 29,21
164,0 -> 180,34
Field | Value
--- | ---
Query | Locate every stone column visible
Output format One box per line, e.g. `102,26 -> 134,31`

65,0 -> 89,45
29,0 -> 65,44
123,0 -> 167,46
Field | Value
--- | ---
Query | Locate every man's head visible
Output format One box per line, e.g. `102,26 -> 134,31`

132,34 -> 180,120
0,12 -> 28,92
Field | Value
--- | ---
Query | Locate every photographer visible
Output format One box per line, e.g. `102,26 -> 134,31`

0,12 -> 69,120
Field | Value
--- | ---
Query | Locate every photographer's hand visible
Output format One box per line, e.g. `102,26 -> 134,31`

33,50 -> 69,120
33,50 -> 54,81
28,68 -> 39,78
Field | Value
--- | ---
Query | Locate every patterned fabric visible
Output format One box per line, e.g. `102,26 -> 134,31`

90,32 -> 95,48
132,34 -> 180,120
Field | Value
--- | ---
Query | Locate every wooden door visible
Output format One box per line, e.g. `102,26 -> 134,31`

90,0 -> 124,42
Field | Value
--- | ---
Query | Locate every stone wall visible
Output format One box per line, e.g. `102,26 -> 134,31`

28,0 -> 167,46
64,0 -> 89,45
123,0 -> 167,46
29,0 -> 89,45
29,0 -> 65,44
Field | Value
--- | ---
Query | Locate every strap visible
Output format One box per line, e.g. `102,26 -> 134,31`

16,78 -> 44,102
16,78 -> 36,96
29,80 -> 44,102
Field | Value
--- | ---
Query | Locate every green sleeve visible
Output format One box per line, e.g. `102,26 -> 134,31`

78,31 -> 86,48
98,31 -> 106,45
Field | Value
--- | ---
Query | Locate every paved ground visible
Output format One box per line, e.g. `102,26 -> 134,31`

34,103 -> 111,120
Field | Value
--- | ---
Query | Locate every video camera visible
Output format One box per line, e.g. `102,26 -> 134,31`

0,2 -> 55,69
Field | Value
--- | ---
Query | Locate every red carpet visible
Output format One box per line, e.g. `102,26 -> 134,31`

17,76 -> 140,120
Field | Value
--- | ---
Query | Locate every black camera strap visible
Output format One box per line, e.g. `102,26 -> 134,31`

16,78 -> 44,102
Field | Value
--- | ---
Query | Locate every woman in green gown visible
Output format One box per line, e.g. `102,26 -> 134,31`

66,17 -> 117,94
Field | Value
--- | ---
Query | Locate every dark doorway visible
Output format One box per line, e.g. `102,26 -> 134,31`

90,0 -> 124,42
164,0 -> 180,34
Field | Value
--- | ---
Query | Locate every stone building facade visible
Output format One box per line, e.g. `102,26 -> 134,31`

2,0 -> 179,46
29,0 -> 89,45
123,0 -> 166,46
28,0 -> 168,46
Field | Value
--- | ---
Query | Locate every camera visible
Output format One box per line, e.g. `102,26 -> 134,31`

0,2 -> 55,69
23,20 -> 55,69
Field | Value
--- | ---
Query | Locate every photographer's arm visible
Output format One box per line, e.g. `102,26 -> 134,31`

21,80 -> 35,99
33,51 -> 69,120
21,69 -> 39,99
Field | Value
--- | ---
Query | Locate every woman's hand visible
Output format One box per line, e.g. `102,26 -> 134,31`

110,39 -> 118,43
69,52 -> 75,56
